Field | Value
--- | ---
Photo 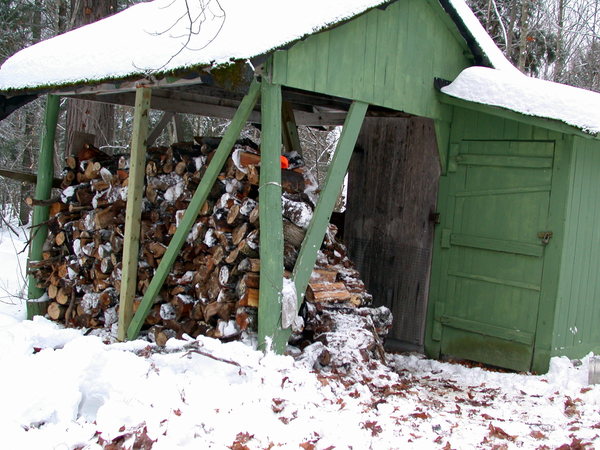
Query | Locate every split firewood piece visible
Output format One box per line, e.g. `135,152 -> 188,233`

66,156 -> 78,171
283,219 -> 305,249
237,151 -> 261,168
48,284 -> 59,299
306,282 -> 352,303
310,269 -> 338,283
83,161 -> 103,181
94,199 -> 126,229
281,170 -> 305,193
47,302 -> 66,320
203,301 -> 236,323
238,258 -> 260,273
247,165 -> 259,185
149,326 -> 177,347
235,306 -> 257,331
232,222 -> 248,246
238,288 -> 259,307
56,287 -> 72,306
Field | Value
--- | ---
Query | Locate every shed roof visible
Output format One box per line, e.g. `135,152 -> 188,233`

0,0 -> 514,93
441,66 -> 600,137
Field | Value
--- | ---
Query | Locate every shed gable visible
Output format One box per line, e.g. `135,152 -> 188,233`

271,0 -> 472,119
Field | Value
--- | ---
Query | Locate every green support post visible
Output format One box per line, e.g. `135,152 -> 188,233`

257,80 -> 286,353
118,86 -> 152,341
292,101 -> 368,307
27,94 -> 60,319
127,79 -> 261,340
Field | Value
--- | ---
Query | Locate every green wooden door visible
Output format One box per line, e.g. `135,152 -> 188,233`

437,140 -> 554,371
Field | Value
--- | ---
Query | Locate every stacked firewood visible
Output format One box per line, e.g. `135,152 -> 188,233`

30,138 -> 385,347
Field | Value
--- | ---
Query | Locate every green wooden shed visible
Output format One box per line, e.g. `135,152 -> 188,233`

1,0 -> 600,373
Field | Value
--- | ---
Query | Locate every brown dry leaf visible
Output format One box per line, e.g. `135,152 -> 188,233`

580,387 -> 592,394
555,437 -> 590,449
488,423 -> 517,442
410,412 -> 431,420
271,398 -> 285,413
299,443 -> 316,450
316,376 -> 329,387
361,420 -> 383,437
229,432 -> 254,450
530,430 -> 547,440
564,397 -> 581,417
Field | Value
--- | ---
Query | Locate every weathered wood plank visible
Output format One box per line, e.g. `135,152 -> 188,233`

118,86 -> 152,341
346,117 -> 441,348
126,79 -> 261,340
0,168 -> 62,188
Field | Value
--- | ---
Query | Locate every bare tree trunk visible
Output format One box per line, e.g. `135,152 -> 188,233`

517,0 -> 529,71
553,0 -> 565,82
65,0 -> 117,156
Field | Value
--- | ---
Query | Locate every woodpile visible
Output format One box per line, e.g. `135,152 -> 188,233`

30,137 -> 387,350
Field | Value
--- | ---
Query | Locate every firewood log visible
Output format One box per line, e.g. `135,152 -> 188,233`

47,302 -> 66,320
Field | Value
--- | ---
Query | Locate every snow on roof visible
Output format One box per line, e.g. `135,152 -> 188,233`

0,0 -> 387,91
0,0 -> 512,92
441,66 -> 600,136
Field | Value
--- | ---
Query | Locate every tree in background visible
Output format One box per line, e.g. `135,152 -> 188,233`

64,1 -> 118,156
467,0 -> 558,76
467,0 -> 600,91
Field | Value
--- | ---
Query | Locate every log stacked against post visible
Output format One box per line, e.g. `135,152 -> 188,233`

31,139 -> 389,350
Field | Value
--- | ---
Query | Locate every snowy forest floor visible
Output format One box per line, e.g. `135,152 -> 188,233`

1,227 -> 599,450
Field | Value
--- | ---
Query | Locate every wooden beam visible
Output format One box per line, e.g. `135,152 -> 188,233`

27,94 -> 60,318
292,101 -> 368,309
258,80 -> 286,353
173,114 -> 185,141
72,92 -> 347,126
281,101 -> 303,155
126,79 -> 261,340
147,111 -> 174,146
117,86 -> 152,341
0,168 -> 61,188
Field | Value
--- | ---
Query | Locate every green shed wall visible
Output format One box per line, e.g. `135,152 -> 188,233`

271,0 -> 471,120
552,136 -> 600,359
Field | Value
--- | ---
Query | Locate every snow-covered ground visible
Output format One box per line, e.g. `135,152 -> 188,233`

1,226 -> 599,449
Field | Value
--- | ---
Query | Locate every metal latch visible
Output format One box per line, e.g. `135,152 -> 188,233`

537,231 -> 553,245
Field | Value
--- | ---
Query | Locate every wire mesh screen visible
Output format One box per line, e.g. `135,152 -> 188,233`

347,237 -> 432,347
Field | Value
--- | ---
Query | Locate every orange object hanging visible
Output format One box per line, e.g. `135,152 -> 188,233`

280,155 -> 289,169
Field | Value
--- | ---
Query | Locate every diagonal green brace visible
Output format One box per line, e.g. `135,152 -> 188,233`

292,101 -> 368,309
127,79 -> 261,340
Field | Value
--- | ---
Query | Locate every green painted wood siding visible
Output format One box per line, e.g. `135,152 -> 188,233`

272,0 -> 471,120
553,136 -> 600,358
